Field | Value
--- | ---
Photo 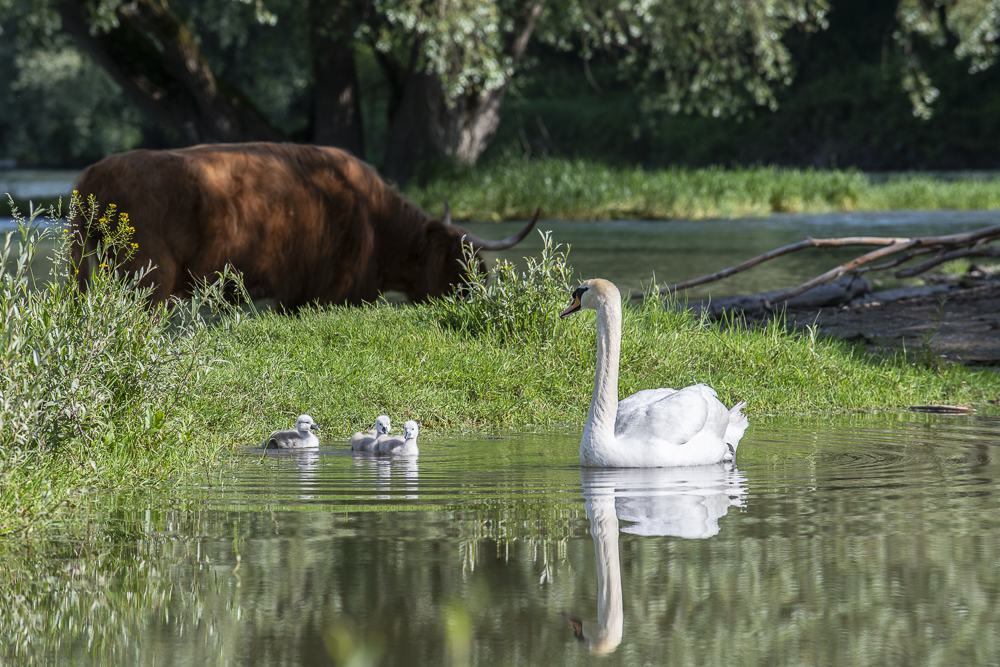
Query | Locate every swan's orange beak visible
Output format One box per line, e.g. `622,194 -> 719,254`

560,294 -> 582,318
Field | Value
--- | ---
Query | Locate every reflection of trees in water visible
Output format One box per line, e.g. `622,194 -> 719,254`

2,459 -> 1000,665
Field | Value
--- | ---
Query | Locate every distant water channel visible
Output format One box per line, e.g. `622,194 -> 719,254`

5,413 -> 1000,665
469,209 -> 1000,299
5,209 -> 1000,299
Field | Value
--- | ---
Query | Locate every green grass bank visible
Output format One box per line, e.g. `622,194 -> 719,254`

4,212 -> 1000,538
6,161 -> 1000,223
404,159 -> 1000,221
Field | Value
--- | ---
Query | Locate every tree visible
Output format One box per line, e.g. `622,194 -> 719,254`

895,0 -> 1000,118
358,0 -> 831,181
3,0 -> 831,178
56,0 -> 285,144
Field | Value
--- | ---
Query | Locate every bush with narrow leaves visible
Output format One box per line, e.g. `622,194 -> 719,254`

430,230 -> 574,346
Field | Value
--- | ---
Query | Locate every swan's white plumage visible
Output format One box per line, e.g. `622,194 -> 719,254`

560,279 -> 748,468
352,415 -> 390,451
262,414 -> 321,449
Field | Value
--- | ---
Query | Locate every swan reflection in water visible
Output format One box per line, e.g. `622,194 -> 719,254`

566,464 -> 747,655
352,452 -> 420,500
267,449 -> 321,500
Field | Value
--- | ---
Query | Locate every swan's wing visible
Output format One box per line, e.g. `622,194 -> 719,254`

616,388 -> 678,425
265,429 -> 298,449
615,384 -> 722,445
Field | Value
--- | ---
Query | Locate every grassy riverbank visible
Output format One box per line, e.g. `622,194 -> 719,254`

4,217 -> 1000,537
405,158 -> 1000,221
6,160 -> 1000,224
193,300 -> 1000,446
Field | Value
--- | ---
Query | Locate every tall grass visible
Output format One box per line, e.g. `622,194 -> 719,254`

0,196 -> 245,536
405,158 -> 1000,220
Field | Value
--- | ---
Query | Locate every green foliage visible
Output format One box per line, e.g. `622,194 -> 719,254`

429,230 -> 573,345
0,194 -> 246,535
896,0 -> 1000,118
541,0 -> 829,117
0,22 -> 145,166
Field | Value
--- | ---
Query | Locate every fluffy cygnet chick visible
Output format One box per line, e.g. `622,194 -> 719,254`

262,414 -> 320,449
378,420 -> 419,456
351,415 -> 390,451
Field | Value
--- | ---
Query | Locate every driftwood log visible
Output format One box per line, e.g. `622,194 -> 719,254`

635,223 -> 1000,313
686,276 -> 873,319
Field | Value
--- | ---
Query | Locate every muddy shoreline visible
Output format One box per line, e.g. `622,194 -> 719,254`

782,281 -> 1000,365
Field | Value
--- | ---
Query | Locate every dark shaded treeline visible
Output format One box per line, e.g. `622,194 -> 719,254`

1,0 -> 998,175
494,0 -> 1000,171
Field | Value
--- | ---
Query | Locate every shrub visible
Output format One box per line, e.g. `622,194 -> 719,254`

429,230 -> 574,346
0,193 -> 245,485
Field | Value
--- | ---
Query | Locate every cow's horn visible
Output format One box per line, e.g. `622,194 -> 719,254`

442,200 -> 452,226
462,207 -> 540,251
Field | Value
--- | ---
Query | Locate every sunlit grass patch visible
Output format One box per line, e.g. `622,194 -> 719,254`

192,249 -> 1000,450
405,158 -> 1000,221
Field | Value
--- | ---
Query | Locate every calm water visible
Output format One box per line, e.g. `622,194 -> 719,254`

5,209 -> 1000,298
5,414 -> 1000,665
469,210 -> 1000,298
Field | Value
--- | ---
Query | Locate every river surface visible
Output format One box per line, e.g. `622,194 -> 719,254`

4,413 -> 1000,666
468,209 -> 1000,298
5,209 -> 1000,298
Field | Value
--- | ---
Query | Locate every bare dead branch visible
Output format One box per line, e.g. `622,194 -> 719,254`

895,247 -> 1000,277
633,236 -> 914,300
864,247 -> 937,273
635,222 -> 1000,307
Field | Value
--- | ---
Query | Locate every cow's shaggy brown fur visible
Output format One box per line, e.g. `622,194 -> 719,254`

71,142 -> 533,308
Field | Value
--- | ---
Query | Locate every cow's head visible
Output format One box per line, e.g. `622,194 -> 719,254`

404,203 -> 540,302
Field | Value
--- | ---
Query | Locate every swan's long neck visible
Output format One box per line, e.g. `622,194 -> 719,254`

584,297 -> 621,448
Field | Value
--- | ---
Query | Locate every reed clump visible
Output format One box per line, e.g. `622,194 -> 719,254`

405,158 -> 1000,220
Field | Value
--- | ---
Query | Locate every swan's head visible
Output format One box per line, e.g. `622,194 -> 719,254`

296,415 -> 320,433
559,279 -> 620,318
375,415 -> 392,435
403,420 -> 419,440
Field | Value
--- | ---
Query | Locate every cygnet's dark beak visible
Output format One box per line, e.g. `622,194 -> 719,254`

311,424 -> 321,432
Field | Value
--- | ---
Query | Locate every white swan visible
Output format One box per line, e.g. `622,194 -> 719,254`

351,415 -> 391,451
378,420 -> 419,456
565,465 -> 746,654
559,279 -> 748,467
262,414 -> 320,449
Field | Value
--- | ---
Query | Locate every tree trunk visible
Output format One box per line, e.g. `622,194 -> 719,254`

57,0 -> 284,145
380,3 -> 542,185
309,0 -> 365,157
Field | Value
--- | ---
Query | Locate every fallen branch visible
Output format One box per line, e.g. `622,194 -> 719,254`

636,223 -> 1000,307
636,236 -> 912,298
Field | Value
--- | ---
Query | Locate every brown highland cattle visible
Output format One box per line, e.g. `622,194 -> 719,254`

71,142 -> 538,308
